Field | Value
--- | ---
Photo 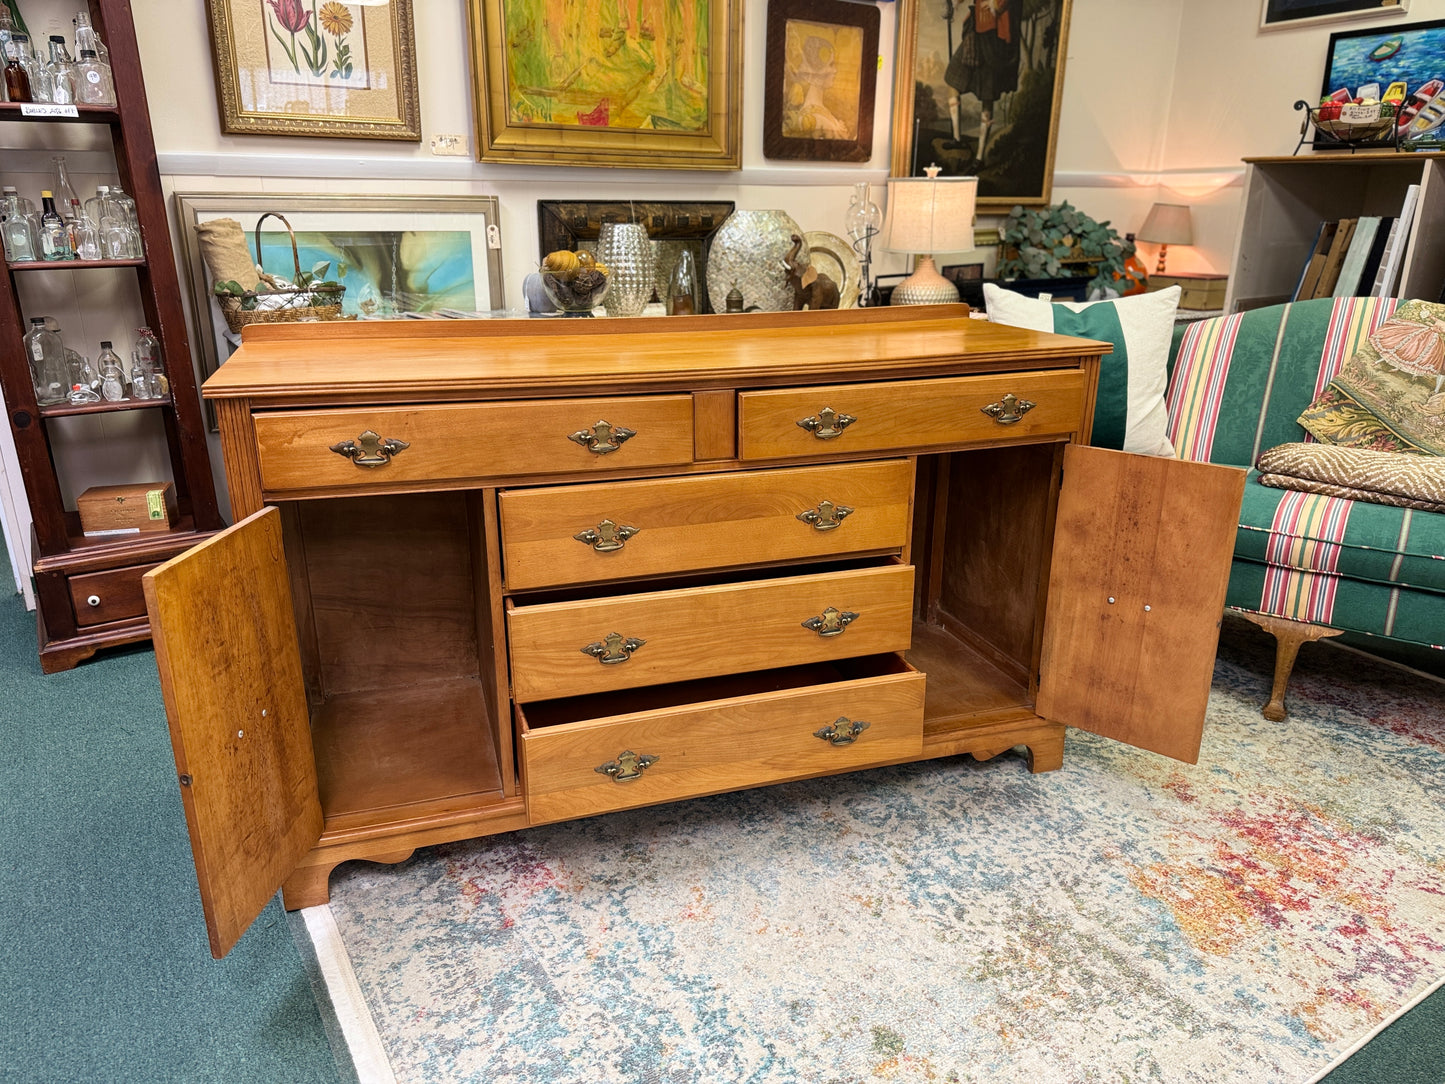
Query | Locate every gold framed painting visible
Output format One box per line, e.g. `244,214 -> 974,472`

890,0 -> 1073,210
206,0 -> 421,140
467,0 -> 743,169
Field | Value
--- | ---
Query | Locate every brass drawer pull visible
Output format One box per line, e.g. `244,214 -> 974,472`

814,717 -> 871,746
595,750 -> 659,783
574,519 -> 639,552
796,407 -> 856,440
796,500 -> 853,531
581,631 -> 646,664
801,606 -> 859,637
980,393 -> 1037,425
329,430 -> 410,468
569,420 -> 636,455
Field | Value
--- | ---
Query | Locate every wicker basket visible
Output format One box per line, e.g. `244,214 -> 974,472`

215,212 -> 347,333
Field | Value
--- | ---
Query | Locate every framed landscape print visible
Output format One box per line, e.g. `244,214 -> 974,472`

890,0 -> 1073,210
206,0 -> 421,139
467,0 -> 743,169
1262,0 -> 1407,31
763,0 -> 880,162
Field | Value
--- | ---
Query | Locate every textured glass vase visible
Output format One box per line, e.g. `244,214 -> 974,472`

598,222 -> 655,318
706,210 -> 808,314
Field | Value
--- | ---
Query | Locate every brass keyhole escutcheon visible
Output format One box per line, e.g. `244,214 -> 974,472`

581,631 -> 646,664
796,406 -> 857,440
796,500 -> 854,532
569,420 -> 636,455
595,750 -> 659,783
801,606 -> 859,637
575,519 -> 640,552
980,394 -> 1037,425
814,717 -> 871,746
329,430 -> 410,468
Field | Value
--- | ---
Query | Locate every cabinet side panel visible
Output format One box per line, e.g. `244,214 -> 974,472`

473,490 -> 516,796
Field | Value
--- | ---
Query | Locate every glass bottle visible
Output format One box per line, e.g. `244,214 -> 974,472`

44,35 -> 75,104
23,317 -> 68,405
75,48 -> 113,106
845,182 -> 883,307
102,181 -> 140,257
666,248 -> 700,316
3,39 -> 30,102
0,10 -> 14,100
131,327 -> 164,398
73,11 -> 108,64
68,199 -> 100,260
66,347 -> 98,390
97,341 -> 125,402
38,190 -> 73,261
83,184 -> 110,227
1,187 -> 38,260
50,156 -> 80,217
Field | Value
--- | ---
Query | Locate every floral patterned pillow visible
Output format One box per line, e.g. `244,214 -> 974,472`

1298,299 -> 1445,456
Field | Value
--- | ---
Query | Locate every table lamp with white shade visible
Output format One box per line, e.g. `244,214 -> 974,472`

879,169 -> 977,305
1138,202 -> 1193,274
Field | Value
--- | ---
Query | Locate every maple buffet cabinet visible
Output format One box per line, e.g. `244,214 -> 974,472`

142,306 -> 1245,958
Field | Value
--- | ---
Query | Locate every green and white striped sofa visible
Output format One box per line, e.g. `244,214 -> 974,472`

1166,296 -> 1444,719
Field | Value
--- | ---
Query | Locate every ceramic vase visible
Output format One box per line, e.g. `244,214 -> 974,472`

598,222 -> 655,317
706,210 -> 809,314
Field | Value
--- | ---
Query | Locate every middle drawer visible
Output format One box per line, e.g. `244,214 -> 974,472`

499,459 -> 914,590
507,562 -> 915,702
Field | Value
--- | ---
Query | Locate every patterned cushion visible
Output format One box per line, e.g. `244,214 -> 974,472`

1256,443 -> 1445,513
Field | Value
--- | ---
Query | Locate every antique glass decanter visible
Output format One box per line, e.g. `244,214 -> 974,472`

131,327 -> 164,398
846,182 -> 883,307
24,317 -> 68,405
96,341 -> 125,402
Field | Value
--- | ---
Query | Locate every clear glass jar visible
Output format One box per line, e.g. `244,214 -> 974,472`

69,203 -> 101,260
44,35 -> 75,104
75,48 -> 113,106
100,182 -> 140,257
23,317 -> 68,405
97,341 -> 125,402
73,11 -> 108,64
131,327 -> 163,399
66,347 -> 98,390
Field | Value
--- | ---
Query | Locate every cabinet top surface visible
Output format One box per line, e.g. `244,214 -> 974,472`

203,306 -> 1109,403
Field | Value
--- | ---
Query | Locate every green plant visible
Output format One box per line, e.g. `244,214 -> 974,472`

996,202 -> 1136,296
213,260 -> 343,311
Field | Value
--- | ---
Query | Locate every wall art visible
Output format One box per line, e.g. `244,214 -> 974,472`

1318,16 -> 1445,146
889,0 -> 1073,210
467,0 -> 742,168
206,0 -> 421,139
763,0 -> 880,162
1263,0 -> 1407,31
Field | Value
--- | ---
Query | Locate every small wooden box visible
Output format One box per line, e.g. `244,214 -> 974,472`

1148,273 -> 1228,311
77,482 -> 176,536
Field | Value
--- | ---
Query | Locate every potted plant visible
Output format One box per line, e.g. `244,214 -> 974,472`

996,202 -> 1136,298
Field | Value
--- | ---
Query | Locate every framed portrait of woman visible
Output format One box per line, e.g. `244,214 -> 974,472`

763,0 -> 881,162
890,0 -> 1073,210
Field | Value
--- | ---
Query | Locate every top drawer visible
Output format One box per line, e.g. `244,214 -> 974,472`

253,396 -> 695,493
738,370 -> 1087,460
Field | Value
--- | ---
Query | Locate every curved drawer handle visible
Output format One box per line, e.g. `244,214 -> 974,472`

980,394 -> 1037,425
801,606 -> 859,637
595,750 -> 659,783
574,519 -> 640,552
796,500 -> 853,531
569,420 -> 636,455
581,631 -> 646,665
796,407 -> 856,440
814,717 -> 871,746
329,430 -> 410,468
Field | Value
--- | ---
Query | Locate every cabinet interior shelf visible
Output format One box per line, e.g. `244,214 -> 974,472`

7,258 -> 146,271
39,395 -> 171,418
62,512 -> 198,555
0,102 -> 120,124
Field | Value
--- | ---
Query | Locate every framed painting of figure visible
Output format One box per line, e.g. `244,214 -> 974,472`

763,0 -> 880,162
206,0 -> 421,139
890,0 -> 1073,210
467,0 -> 743,169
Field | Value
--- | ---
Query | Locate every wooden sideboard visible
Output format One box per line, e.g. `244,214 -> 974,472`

142,306 -> 1245,958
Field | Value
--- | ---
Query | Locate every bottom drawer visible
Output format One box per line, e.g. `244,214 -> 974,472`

518,654 -> 925,825
69,563 -> 158,627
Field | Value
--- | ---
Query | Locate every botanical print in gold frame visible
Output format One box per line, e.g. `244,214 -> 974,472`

467,0 -> 742,169
890,0 -> 1072,210
206,0 -> 421,140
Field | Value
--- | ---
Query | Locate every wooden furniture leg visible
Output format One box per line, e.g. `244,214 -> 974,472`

1240,612 -> 1342,722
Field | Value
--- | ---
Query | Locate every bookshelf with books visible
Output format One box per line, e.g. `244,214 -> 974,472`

1227,152 -> 1445,313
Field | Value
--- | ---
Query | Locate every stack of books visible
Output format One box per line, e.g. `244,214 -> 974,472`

1290,185 -> 1419,301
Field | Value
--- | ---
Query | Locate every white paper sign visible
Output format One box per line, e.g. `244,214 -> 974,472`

1340,104 -> 1382,124
20,103 -> 80,118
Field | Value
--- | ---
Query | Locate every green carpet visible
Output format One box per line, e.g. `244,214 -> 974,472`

0,538 -> 342,1083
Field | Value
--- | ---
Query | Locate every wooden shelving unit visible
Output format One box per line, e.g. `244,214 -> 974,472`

0,0 -> 222,672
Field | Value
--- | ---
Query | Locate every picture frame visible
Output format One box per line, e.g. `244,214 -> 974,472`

763,0 -> 880,162
537,200 -> 735,314
1262,0 -> 1407,31
889,0 -> 1073,210
1317,17 -> 1445,147
204,0 -> 421,140
174,194 -> 505,416
466,0 -> 743,169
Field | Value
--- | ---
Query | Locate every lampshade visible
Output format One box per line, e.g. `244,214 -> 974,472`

878,176 -> 977,256
1138,203 -> 1193,246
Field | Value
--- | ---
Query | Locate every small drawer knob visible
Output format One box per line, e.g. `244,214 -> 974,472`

86,594 -> 101,607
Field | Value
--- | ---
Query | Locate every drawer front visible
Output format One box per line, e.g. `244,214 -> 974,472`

520,665 -> 926,824
69,563 -> 157,627
508,563 -> 915,702
254,396 -> 695,493
499,460 -> 915,590
738,370 -> 1087,460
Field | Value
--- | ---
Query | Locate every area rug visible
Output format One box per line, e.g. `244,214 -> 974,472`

317,622 -> 1445,1083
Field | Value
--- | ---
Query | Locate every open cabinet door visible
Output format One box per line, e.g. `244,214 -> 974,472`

1036,446 -> 1246,763
142,507 -> 322,958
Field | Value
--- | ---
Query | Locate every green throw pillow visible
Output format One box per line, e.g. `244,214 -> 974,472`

983,283 -> 1179,456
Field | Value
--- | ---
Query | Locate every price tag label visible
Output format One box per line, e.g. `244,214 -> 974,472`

1340,104 -> 1382,123
20,103 -> 80,118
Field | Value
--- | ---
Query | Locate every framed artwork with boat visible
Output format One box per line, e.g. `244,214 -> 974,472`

1317,17 -> 1445,149
1262,0 -> 1407,31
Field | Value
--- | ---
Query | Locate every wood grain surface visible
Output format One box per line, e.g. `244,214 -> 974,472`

67,562 -> 157,628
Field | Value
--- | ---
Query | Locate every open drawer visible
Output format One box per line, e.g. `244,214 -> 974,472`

517,654 -> 926,825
